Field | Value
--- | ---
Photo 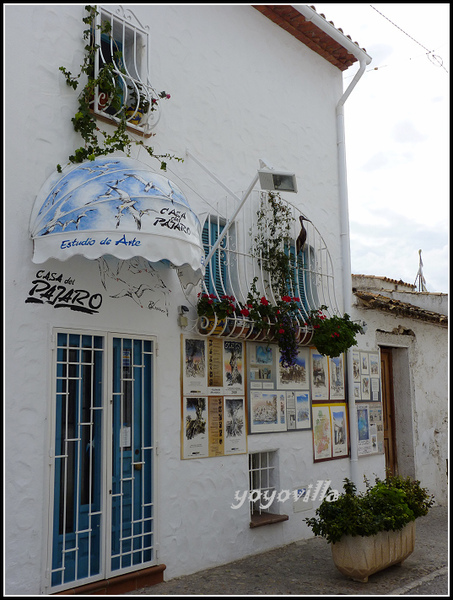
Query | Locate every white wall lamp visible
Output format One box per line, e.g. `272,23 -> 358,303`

258,168 -> 298,193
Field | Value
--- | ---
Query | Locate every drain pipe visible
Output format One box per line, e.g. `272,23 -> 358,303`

293,5 -> 372,486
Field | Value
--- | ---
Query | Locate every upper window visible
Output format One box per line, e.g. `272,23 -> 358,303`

93,6 -> 165,132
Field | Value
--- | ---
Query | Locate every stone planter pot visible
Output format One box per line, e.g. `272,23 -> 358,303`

331,521 -> 416,582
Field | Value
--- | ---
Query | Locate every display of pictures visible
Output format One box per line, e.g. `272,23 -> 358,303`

356,402 -> 384,455
247,342 -> 313,433
181,336 -> 246,459
181,335 -> 383,463
182,336 -> 244,396
354,350 -> 381,402
312,403 -> 349,461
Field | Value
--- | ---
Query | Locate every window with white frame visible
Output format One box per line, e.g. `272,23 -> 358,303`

248,450 -> 288,527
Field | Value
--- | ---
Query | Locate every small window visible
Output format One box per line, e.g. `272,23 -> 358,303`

93,6 -> 163,132
248,451 -> 288,528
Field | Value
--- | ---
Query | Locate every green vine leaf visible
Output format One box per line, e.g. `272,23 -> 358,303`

58,4 -> 182,172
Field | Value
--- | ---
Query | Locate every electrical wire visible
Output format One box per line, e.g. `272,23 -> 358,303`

370,4 -> 448,73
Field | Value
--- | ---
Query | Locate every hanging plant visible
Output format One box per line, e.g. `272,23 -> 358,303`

251,191 -> 295,296
307,305 -> 363,357
57,5 -> 181,172
196,293 -> 237,320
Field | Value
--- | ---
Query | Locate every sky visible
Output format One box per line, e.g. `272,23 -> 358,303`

310,3 -> 449,293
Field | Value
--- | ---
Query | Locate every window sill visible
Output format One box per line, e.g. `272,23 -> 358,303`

249,512 -> 289,528
91,110 -> 154,138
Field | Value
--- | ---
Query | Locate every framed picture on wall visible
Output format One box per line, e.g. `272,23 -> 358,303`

310,350 -> 329,401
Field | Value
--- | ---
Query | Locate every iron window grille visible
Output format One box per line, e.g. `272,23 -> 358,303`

93,6 -> 165,134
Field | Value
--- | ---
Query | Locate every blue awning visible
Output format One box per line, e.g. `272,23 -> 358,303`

29,157 -> 205,286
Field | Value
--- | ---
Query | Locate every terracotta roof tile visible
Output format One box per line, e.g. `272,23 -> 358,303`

253,5 -> 366,71
354,290 -> 448,327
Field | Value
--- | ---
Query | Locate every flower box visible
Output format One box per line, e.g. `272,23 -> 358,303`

330,521 -> 416,582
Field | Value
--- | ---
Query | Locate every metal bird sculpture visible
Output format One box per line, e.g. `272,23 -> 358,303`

296,214 -> 311,255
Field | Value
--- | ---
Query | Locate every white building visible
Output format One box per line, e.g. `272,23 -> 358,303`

6,5 -> 444,596
350,274 -> 448,504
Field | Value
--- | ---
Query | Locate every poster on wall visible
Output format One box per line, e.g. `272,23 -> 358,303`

312,404 -> 332,461
208,396 -> 224,457
224,397 -> 247,455
295,392 -> 311,429
249,390 -> 286,433
352,350 -> 361,383
277,347 -> 310,390
183,397 -> 209,458
356,403 -> 374,455
310,350 -> 329,401
207,337 -> 224,391
329,354 -> 345,400
369,404 -> 384,454
183,338 -> 207,394
223,340 -> 244,394
248,343 -> 274,389
331,404 -> 349,457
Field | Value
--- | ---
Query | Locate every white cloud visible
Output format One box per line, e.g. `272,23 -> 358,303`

311,3 -> 449,292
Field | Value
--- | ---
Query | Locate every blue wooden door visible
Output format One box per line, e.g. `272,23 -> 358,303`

50,333 -> 154,589
110,337 -> 154,573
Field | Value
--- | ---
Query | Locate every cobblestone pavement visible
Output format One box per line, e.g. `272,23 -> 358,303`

128,506 -> 448,596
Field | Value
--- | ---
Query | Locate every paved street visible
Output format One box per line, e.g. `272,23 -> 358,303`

128,505 -> 448,596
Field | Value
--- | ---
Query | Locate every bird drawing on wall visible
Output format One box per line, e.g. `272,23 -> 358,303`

296,214 -> 311,255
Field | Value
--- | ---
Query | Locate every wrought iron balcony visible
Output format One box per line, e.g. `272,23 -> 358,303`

181,189 -> 342,345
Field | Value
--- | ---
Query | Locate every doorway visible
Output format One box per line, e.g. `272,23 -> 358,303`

380,347 -> 397,475
48,331 -> 156,590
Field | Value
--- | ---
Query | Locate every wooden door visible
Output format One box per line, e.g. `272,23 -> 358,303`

380,348 -> 397,475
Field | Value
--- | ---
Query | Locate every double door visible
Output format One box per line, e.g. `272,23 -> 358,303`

49,332 -> 155,590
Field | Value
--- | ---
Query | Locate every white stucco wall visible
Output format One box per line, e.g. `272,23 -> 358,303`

5,5 -> 371,594
350,293 -> 448,505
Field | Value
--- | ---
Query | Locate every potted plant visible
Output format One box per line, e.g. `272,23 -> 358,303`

305,475 -> 434,582
58,5 -> 179,172
306,305 -> 363,358
126,85 -> 171,125
196,293 -> 237,334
